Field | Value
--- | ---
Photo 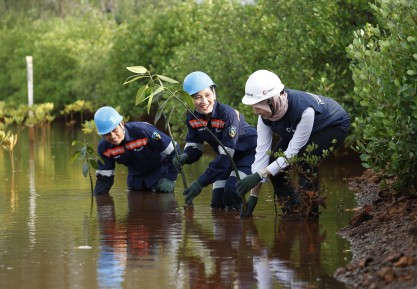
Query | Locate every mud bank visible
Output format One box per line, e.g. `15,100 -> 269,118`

335,169 -> 417,289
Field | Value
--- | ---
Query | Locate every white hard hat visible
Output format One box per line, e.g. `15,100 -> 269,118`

242,70 -> 284,105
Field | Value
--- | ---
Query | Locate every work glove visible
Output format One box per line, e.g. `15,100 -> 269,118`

155,178 -> 175,193
173,153 -> 188,172
237,173 -> 262,197
183,181 -> 202,206
240,195 -> 258,218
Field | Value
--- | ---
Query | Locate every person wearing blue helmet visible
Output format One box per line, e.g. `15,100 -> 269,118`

93,106 -> 178,195
173,71 -> 257,211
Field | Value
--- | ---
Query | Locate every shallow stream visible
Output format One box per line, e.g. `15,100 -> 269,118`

0,123 -> 364,289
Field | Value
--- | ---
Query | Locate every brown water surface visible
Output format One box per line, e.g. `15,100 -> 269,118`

0,123 -> 363,289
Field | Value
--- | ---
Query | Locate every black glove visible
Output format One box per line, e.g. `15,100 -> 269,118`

155,178 -> 175,193
183,181 -> 202,205
237,173 -> 262,197
173,153 -> 188,172
240,195 -> 258,218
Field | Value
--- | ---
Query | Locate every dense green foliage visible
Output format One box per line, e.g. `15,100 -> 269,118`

6,1 -> 417,193
347,0 -> 417,192
0,0 -> 372,122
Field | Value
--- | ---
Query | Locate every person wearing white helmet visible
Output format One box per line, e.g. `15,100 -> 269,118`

237,70 -> 350,217
93,106 -> 178,195
173,71 -> 257,211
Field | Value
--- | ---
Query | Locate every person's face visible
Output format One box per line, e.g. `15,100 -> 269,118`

251,100 -> 273,118
102,122 -> 125,145
192,87 -> 216,115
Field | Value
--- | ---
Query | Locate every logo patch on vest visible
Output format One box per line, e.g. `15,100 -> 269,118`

229,126 -> 236,138
152,131 -> 161,140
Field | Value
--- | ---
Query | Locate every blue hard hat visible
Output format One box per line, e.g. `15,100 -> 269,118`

183,71 -> 216,95
94,106 -> 123,135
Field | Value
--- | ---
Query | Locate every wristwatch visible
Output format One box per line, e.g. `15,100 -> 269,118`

259,169 -> 269,179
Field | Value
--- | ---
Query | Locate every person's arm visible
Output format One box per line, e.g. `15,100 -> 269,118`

252,116 -> 273,174
94,174 -> 114,195
94,145 -> 116,195
264,107 -> 315,176
196,110 -> 242,187
249,182 -> 262,197
182,118 -> 204,164
236,117 -> 272,198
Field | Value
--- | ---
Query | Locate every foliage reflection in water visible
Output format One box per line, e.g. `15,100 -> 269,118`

0,123 -> 361,289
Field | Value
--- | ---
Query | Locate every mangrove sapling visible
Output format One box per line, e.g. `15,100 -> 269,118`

81,119 -> 100,148
272,140 -> 336,218
61,100 -> 93,127
71,140 -> 103,196
124,66 -> 247,211
0,130 -> 18,172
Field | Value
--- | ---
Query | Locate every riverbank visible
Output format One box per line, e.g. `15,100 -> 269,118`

334,169 -> 417,289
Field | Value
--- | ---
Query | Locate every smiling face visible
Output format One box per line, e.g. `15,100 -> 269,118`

192,87 -> 216,115
102,122 -> 125,145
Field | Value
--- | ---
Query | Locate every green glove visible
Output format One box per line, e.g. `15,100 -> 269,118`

173,153 -> 188,172
155,178 -> 175,193
240,195 -> 258,218
237,173 -> 262,197
183,181 -> 202,205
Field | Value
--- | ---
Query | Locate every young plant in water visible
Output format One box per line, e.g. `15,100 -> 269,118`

272,140 -> 336,218
0,130 -> 18,172
71,140 -> 103,195
123,66 -> 247,211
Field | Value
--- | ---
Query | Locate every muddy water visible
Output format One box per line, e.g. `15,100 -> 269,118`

0,123 -> 364,289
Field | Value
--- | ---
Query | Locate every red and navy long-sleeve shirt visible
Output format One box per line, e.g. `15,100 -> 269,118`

183,101 -> 257,187
94,122 -> 176,193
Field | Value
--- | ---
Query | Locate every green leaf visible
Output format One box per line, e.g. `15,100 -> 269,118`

154,101 -> 167,124
146,86 -> 164,114
157,74 -> 179,84
126,66 -> 147,74
136,84 -> 149,105
82,161 -> 89,177
123,75 -> 148,85
406,70 -> 416,75
89,159 -> 98,170
165,105 -> 175,128
177,90 -> 194,110
70,151 -> 80,163
80,146 -> 87,157
407,36 -> 416,42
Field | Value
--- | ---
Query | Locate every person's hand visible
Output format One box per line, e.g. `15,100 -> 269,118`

237,173 -> 262,197
240,195 -> 258,218
173,154 -> 188,172
155,178 -> 175,193
183,181 -> 202,205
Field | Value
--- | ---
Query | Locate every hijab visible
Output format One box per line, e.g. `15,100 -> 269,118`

253,92 -> 288,121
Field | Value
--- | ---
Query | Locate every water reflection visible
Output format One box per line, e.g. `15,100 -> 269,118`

95,192 -> 182,288
263,220 -> 323,288
186,212 -> 268,288
0,124 -> 355,289
92,192 -> 348,288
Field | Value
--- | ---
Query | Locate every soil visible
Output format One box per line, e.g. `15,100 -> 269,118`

334,169 -> 417,289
